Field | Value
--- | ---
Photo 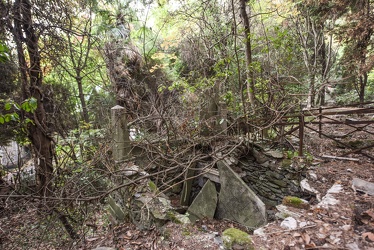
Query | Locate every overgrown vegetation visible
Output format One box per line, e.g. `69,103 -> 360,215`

0,0 -> 373,248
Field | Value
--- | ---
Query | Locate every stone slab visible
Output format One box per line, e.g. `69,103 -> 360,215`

216,161 -> 267,228
352,178 -> 374,196
187,180 -> 218,222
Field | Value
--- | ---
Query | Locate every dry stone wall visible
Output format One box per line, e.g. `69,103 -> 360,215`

238,155 -> 308,207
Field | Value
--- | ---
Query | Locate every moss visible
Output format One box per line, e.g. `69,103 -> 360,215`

182,228 -> 191,236
166,211 -> 181,224
222,228 -> 254,250
281,159 -> 292,168
282,196 -> 310,209
148,180 -> 158,193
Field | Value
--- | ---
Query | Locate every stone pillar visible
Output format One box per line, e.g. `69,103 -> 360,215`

111,105 -> 130,163
219,101 -> 228,135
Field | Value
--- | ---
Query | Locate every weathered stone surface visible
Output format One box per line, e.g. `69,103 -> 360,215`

265,150 -> 284,159
280,217 -> 297,229
269,179 -> 288,188
216,161 -> 267,228
275,204 -> 302,219
352,178 -> 374,196
252,149 -> 268,163
187,180 -> 218,222
108,196 -> 127,221
317,184 -> 343,209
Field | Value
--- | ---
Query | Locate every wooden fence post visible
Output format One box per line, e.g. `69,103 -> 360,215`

111,105 -> 130,164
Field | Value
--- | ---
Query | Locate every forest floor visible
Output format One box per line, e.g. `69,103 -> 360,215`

0,115 -> 373,250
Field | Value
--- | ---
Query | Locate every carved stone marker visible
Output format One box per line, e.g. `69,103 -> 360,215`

111,105 -> 130,163
216,161 -> 267,228
187,180 -> 218,222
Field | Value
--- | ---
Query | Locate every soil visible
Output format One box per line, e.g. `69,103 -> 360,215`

0,114 -> 373,249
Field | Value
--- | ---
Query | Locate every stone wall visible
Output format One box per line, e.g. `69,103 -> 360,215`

239,155 -> 307,207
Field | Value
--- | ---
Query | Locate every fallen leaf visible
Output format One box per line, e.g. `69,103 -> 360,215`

293,232 -> 301,237
302,232 -> 311,244
305,241 -> 316,248
362,232 -> 374,242
364,209 -> 374,220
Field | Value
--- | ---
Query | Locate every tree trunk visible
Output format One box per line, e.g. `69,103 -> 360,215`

239,0 -> 255,109
319,32 -> 327,106
359,74 -> 367,107
76,76 -> 90,123
12,0 -> 54,197
307,75 -> 315,108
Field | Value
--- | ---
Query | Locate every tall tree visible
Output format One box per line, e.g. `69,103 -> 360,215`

7,0 -> 54,196
305,0 -> 374,105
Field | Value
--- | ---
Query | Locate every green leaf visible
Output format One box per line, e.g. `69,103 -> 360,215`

4,102 -> 11,110
4,114 -> 11,122
11,113 -> 19,121
29,97 -> 37,112
0,116 -> 4,124
21,102 -> 30,112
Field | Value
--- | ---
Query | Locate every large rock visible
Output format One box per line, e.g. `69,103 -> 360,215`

216,161 -> 267,228
187,180 -> 218,222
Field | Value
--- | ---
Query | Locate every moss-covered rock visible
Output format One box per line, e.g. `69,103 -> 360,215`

222,228 -> 254,250
282,196 -> 310,209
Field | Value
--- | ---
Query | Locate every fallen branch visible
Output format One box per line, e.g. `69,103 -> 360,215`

321,155 -> 359,162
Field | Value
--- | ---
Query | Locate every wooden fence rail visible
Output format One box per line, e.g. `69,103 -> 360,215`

275,103 -> 374,160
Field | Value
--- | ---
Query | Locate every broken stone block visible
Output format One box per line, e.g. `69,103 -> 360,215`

216,161 -> 267,228
264,150 -> 284,159
317,183 -> 343,209
252,149 -> 268,163
352,178 -> 374,196
187,180 -> 218,222
300,178 -> 321,201
108,196 -> 127,221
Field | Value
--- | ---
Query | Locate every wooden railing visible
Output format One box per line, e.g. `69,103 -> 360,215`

275,102 -> 374,160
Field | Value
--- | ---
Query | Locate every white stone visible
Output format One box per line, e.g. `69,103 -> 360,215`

253,227 -> 266,237
328,184 -> 343,193
300,179 -> 321,201
299,221 -> 307,228
307,171 -> 318,181
280,217 -> 297,230
317,184 -> 343,209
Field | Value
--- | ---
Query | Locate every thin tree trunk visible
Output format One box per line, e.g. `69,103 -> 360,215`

239,0 -> 255,108
319,32 -> 327,106
307,75 -> 315,108
76,76 -> 90,123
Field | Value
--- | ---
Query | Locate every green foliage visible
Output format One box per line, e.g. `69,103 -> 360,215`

0,98 -> 37,124
0,42 -> 10,62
